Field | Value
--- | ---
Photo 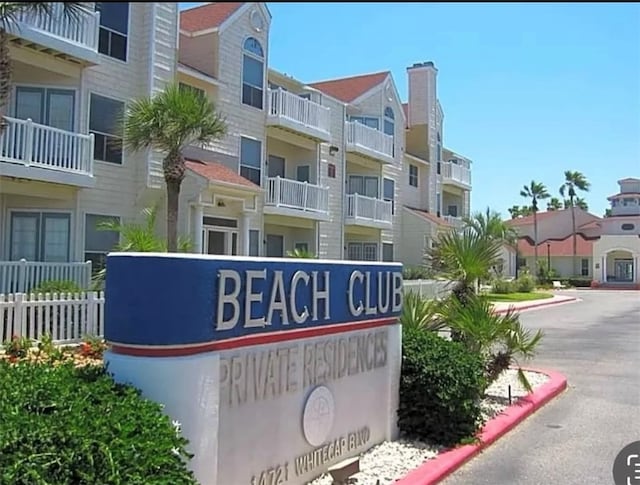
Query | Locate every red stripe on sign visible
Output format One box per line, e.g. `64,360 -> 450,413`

109,317 -> 398,357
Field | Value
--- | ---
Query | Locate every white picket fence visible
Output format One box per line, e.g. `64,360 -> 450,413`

0,291 -> 104,345
403,279 -> 452,300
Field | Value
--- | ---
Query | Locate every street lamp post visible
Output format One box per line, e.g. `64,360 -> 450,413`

547,242 -> 551,274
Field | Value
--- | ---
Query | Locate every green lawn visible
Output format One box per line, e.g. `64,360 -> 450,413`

483,291 -> 554,302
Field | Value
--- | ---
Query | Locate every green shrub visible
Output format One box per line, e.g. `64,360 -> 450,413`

563,277 -> 591,288
400,292 -> 445,332
0,361 -> 197,485
403,266 -> 433,280
491,278 -> 514,294
514,273 -> 536,293
30,280 -> 83,294
398,328 -> 486,447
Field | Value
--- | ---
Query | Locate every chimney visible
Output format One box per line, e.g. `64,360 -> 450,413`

406,61 -> 438,127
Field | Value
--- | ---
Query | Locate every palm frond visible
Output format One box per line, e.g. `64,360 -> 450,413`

0,2 -> 89,32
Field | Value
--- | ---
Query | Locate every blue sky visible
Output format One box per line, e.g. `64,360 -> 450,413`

180,2 -> 640,218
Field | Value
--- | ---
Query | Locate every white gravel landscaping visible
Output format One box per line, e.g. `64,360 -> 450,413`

307,369 -> 550,485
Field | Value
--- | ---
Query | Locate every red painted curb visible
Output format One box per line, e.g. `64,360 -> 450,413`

494,296 -> 577,315
395,368 -> 568,485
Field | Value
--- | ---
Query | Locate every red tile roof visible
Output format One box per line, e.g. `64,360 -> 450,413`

405,206 -> 452,227
506,209 -> 569,226
517,234 -> 594,257
308,71 -> 389,103
185,159 -> 258,189
180,3 -> 244,33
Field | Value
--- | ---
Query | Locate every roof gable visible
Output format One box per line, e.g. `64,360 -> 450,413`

308,71 -> 389,103
180,2 -> 244,33
185,159 -> 259,189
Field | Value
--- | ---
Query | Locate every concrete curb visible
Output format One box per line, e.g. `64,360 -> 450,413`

395,368 -> 568,485
493,296 -> 578,315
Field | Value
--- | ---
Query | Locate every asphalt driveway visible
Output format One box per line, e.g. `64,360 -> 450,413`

441,290 -> 640,485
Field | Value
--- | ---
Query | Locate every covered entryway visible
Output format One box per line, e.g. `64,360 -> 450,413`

605,250 -> 635,283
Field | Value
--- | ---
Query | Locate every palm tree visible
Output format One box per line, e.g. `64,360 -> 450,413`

563,197 -> 588,211
464,207 -> 517,245
427,228 -> 502,306
1,3 -> 88,130
560,170 -> 591,276
604,208 -> 612,218
520,181 -> 550,279
507,205 -> 533,219
547,197 -> 563,211
123,83 -> 227,252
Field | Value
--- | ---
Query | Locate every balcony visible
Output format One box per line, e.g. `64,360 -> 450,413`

443,215 -> 465,230
6,3 -> 100,65
263,176 -> 330,220
0,117 -> 95,187
345,194 -> 393,229
267,89 -> 331,143
345,121 -> 394,164
441,161 -> 471,188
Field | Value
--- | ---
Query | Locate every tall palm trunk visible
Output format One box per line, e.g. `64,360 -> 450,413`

570,198 -> 577,276
533,212 -> 538,279
0,30 -> 11,135
163,152 -> 185,253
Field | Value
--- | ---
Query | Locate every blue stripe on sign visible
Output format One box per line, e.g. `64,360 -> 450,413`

104,253 -> 403,346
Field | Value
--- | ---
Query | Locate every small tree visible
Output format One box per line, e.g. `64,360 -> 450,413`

547,197 -> 562,211
123,83 -> 227,252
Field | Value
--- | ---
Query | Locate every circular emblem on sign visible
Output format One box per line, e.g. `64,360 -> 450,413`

302,386 -> 335,447
250,9 -> 264,32
613,440 -> 640,485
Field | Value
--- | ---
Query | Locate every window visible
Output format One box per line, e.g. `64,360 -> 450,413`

409,164 -> 418,187
249,230 -> 260,256
179,82 -> 205,99
581,258 -> 589,277
436,192 -> 441,217
10,212 -> 71,262
436,132 -> 442,161
382,243 -> 394,262
240,137 -> 262,185
349,116 -> 379,130
347,242 -> 378,261
296,165 -> 310,183
384,107 -> 395,156
90,94 -> 124,164
327,163 -> 336,178
383,178 -> 395,214
242,37 -> 264,109
85,214 -> 120,271
203,217 -> 237,228
447,205 -> 458,217
348,175 -> 378,198
96,3 -> 129,61
437,161 -> 441,175
621,223 -> 635,231
14,87 -> 75,131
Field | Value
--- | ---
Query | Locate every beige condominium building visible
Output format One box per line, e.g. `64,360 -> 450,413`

0,2 -> 473,292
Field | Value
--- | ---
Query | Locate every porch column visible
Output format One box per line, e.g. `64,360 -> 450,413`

193,204 -> 203,254
635,256 -> 639,283
240,213 -> 250,256
602,255 -> 606,283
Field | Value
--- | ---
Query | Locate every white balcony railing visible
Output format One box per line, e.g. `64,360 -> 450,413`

265,176 -> 329,214
442,161 -> 471,186
346,121 -> 394,161
443,215 -> 465,229
268,89 -> 331,136
0,259 -> 93,294
12,3 -> 100,52
0,117 -> 94,176
345,194 -> 393,224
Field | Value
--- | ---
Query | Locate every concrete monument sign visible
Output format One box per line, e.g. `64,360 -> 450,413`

104,253 -> 402,485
